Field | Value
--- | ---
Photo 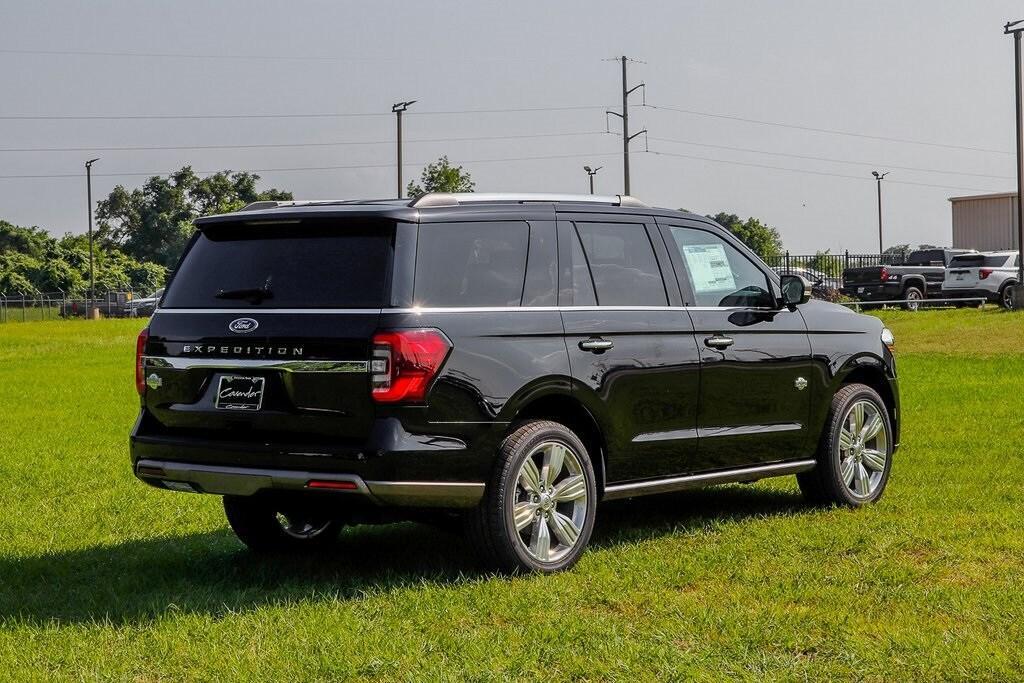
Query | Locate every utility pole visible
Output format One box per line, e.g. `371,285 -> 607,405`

85,158 -> 99,314
392,100 -> 416,198
1006,20 -> 1024,308
872,170 -> 889,253
583,166 -> 602,194
606,56 -> 646,195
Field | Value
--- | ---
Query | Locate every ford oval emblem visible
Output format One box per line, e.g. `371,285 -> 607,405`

228,317 -> 259,334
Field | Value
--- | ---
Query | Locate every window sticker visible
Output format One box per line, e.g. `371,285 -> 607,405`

681,244 -> 736,293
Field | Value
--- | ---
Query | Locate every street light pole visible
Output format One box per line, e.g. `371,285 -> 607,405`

872,170 -> 889,253
392,100 -> 416,198
85,158 -> 99,312
1006,20 -> 1024,308
583,166 -> 602,194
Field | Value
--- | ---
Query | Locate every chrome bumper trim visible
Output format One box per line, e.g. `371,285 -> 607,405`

143,356 -> 368,373
134,459 -> 485,508
602,459 -> 817,501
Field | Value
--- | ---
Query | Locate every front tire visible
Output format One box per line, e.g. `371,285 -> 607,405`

798,383 -> 893,507
465,420 -> 597,574
223,495 -> 343,553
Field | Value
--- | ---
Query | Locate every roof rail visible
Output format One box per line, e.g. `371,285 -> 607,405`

409,192 -> 648,209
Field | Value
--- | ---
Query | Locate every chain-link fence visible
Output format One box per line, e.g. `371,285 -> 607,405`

0,290 -> 145,323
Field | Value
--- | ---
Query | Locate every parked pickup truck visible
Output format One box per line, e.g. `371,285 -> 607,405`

842,248 -> 976,309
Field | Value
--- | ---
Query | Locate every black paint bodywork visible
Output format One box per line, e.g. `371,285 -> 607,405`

131,200 -> 900,499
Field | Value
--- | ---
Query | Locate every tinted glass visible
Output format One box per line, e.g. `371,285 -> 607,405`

907,250 -> 945,265
574,222 -> 667,306
950,254 -> 1014,268
667,226 -> 774,308
568,228 -> 597,306
414,221 -> 529,307
162,222 -> 393,309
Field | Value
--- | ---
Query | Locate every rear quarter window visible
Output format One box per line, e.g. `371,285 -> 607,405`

414,221 -> 529,307
161,221 -> 393,309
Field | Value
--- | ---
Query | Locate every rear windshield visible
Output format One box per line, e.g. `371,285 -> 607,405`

906,250 -> 945,265
162,221 -> 393,309
949,254 -> 1012,268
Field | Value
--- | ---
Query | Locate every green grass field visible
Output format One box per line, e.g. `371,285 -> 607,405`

2,309 -> 1023,681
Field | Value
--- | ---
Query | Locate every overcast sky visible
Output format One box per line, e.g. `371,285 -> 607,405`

1,0 -> 1022,252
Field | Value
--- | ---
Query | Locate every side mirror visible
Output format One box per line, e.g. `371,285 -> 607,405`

780,274 -> 812,309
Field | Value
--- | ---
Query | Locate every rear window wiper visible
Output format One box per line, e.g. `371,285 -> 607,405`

215,281 -> 273,303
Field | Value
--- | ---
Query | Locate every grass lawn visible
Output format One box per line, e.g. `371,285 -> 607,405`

2,308 -> 1023,680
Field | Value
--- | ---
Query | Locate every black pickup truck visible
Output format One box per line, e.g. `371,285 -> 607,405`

842,248 -> 976,309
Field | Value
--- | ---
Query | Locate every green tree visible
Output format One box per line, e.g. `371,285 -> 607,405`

704,212 -> 784,259
0,220 -> 166,295
406,156 -> 475,198
95,166 -> 291,267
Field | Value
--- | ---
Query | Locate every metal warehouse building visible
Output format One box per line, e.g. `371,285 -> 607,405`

949,191 -> 1020,251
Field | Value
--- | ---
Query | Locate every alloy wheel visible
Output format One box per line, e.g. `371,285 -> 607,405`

906,290 -> 922,311
838,400 -> 889,498
512,441 -> 588,563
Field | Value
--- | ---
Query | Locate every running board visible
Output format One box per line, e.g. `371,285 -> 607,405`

602,459 -> 817,501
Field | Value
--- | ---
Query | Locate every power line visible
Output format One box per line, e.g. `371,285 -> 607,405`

647,135 -> 1015,180
0,130 -> 607,153
0,151 -> 623,180
642,103 -> 1012,155
644,149 -> 1001,193
0,47 -> 399,62
0,105 -> 610,122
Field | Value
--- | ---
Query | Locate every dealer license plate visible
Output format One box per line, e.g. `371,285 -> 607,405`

215,375 -> 265,411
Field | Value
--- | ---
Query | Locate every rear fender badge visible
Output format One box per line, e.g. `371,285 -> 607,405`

146,373 -> 163,390
794,377 -> 808,391
228,317 -> 259,334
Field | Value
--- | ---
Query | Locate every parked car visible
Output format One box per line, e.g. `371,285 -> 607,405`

842,248 -> 976,310
772,265 -> 841,299
131,193 -> 900,574
942,251 -> 1020,309
125,288 -> 164,317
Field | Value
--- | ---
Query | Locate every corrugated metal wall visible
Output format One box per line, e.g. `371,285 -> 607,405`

951,195 -> 1019,250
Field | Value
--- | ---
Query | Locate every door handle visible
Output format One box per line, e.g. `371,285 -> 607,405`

579,338 -> 614,353
704,335 -> 734,349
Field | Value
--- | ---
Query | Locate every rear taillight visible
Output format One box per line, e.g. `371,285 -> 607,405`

879,266 -> 889,281
135,327 -> 149,395
980,268 -> 994,280
371,328 -> 452,404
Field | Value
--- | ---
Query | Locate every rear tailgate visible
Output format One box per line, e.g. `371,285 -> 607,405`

144,311 -> 379,442
140,217 -> 393,446
843,266 -> 885,286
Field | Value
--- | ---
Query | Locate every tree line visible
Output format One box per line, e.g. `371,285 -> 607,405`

1,156 -> 786,296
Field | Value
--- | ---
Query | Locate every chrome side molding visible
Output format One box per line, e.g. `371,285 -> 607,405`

602,459 -> 817,501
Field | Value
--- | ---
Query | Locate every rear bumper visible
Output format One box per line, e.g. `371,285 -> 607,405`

842,283 -> 903,300
130,411 -> 502,507
134,458 -> 484,507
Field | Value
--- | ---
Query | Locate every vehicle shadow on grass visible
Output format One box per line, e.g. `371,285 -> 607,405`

0,485 -> 805,626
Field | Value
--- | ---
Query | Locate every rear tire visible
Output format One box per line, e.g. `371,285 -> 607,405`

902,286 -> 924,311
465,420 -> 597,574
1000,284 -> 1015,310
798,383 -> 893,507
223,495 -> 343,553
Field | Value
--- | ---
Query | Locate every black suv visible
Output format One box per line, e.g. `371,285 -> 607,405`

131,193 -> 900,573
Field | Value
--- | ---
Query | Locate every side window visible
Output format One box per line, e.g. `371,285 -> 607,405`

666,226 -> 775,308
568,228 -> 597,306
414,221 -> 529,307
574,222 -> 668,306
